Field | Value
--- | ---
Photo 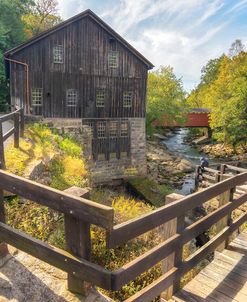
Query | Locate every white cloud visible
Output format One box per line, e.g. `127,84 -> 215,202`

57,0 -> 86,19
56,0 -> 247,90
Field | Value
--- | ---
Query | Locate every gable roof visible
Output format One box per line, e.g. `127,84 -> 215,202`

5,9 -> 154,69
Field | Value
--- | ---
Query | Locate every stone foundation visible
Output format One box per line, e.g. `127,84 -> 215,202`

43,117 -> 147,184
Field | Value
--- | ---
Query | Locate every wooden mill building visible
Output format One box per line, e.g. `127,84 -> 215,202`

4,9 -> 154,182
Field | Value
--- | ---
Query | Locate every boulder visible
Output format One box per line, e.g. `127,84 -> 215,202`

177,159 -> 195,173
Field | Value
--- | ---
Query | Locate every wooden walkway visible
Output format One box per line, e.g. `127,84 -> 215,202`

171,230 -> 247,302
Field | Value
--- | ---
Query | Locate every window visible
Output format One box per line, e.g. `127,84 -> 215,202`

66,89 -> 78,107
96,90 -> 106,107
31,88 -> 43,106
109,121 -> 118,138
53,45 -> 64,63
97,122 -> 106,138
108,51 -> 119,68
123,92 -> 133,108
120,121 -> 128,137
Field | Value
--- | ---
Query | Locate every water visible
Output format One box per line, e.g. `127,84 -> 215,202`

162,128 -> 216,195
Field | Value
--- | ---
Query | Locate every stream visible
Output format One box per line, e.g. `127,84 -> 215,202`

162,128 -> 216,196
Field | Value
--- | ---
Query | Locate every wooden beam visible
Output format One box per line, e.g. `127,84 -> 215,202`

3,128 -> 15,142
108,172 -> 247,247
0,190 -> 8,255
112,193 -> 247,289
0,111 -> 16,122
64,187 -> 92,295
14,112 -> 20,148
123,212 -> 247,302
0,222 -> 112,289
160,193 -> 184,301
0,170 -> 114,229
0,124 -> 5,169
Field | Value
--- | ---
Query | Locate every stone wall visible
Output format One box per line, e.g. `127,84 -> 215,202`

43,117 -> 147,184
84,118 -> 147,184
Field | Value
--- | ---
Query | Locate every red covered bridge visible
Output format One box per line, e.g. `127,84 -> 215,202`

162,108 -> 211,128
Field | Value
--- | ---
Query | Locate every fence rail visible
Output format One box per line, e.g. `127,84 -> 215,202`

0,166 -> 247,301
0,108 -> 24,169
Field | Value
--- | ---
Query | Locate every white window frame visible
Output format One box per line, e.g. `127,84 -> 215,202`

120,121 -> 128,137
109,121 -> 118,138
97,122 -> 106,138
31,88 -> 43,107
108,51 -> 119,68
123,91 -> 133,108
53,45 -> 64,64
96,90 -> 106,107
66,89 -> 78,107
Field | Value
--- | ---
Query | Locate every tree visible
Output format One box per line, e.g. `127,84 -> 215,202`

228,39 -> 245,58
146,66 -> 186,134
23,0 -> 61,37
0,0 -> 29,111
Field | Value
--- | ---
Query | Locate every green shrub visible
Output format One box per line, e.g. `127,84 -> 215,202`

56,137 -> 82,157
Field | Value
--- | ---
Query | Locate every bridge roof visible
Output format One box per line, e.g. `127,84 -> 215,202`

190,108 -> 211,113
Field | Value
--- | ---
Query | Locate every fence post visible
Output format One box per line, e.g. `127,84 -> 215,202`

160,193 -> 184,301
216,164 -> 232,251
64,187 -> 92,295
215,171 -> 220,183
0,123 -> 5,170
14,112 -> 20,148
20,108 -> 24,137
195,165 -> 200,190
0,189 -> 8,256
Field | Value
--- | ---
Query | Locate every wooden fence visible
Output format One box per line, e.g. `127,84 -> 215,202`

0,109 -> 24,169
195,163 -> 247,188
0,167 -> 247,301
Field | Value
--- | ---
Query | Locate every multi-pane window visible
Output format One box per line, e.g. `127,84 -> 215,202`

66,89 -> 78,107
31,88 -> 43,106
108,51 -> 119,68
120,121 -> 128,137
123,92 -> 133,108
97,122 -> 106,138
96,90 -> 106,107
109,121 -> 118,138
53,45 -> 64,63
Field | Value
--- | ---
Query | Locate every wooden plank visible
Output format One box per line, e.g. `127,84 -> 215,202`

108,172 -> 247,247
161,193 -> 184,300
64,187 -> 91,295
182,212 -> 247,275
0,124 -> 5,169
123,267 -> 178,302
14,112 -> 20,148
200,265 -> 247,293
226,165 -> 247,173
20,108 -> 24,137
184,277 -> 238,302
204,167 -> 219,174
113,193 -> 247,289
2,128 -> 15,142
0,189 -> 8,255
0,221 -> 112,289
0,170 -> 114,229
0,111 -> 16,122
195,271 -> 247,301
203,174 -> 217,182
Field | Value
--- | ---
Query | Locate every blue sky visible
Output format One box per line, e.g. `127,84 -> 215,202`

57,0 -> 247,91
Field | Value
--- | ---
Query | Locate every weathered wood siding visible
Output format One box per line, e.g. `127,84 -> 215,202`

9,16 -> 148,118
